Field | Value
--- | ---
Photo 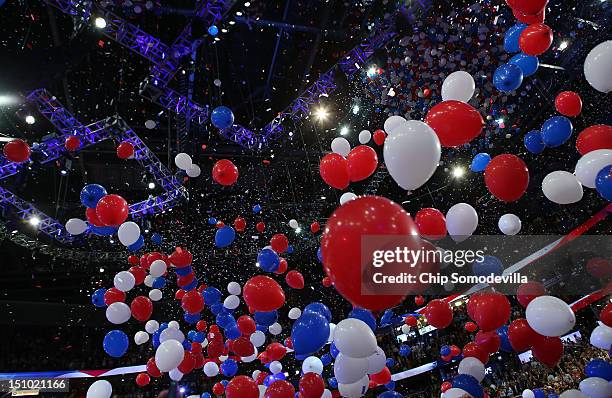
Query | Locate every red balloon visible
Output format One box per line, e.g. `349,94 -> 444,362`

285,270 -> 305,289
243,275 -> 285,312
117,141 -> 134,159
507,318 -> 538,352
212,382 -> 225,396
555,91 -> 582,117
425,100 -> 483,147
215,221 -> 225,229
467,292 -> 511,332
86,207 -> 105,227
576,125 -> 612,155
299,372 -> 325,398
135,372 -> 150,386
512,7 -> 545,24
519,23 -> 553,56
196,320 -> 208,332
234,217 -> 246,232
532,335 -> 563,367
181,289 -> 205,314
475,330 -> 501,354
450,345 -> 461,357
104,287 -> 126,305
208,340 -> 225,358
322,277 -> 332,287
321,196 -> 421,310
284,337 -> 293,349
347,145 -> 378,182
129,266 -> 147,285
65,136 -> 81,151
212,159 -> 239,186
3,139 -> 31,163
319,153 -> 350,189
226,376 -> 259,398
255,371 -> 269,385
372,129 -> 386,146
415,296 -> 425,306
275,258 -> 288,275
130,296 -> 153,322
484,154 -> 529,202
178,351 -> 195,374
465,322 -> 478,333
462,342 -> 489,364
600,302 -> 612,327
424,299 -> 453,329
405,316 -> 418,327
146,357 -> 161,378
266,342 -> 286,361
95,194 -> 129,226
441,381 -> 452,393
506,0 -> 547,15
265,380 -> 295,398
370,367 -> 391,386
271,234 -> 289,253
516,281 -> 546,307
415,208 -> 447,240
128,255 -> 139,265
256,222 -> 266,233
169,247 -> 192,267
310,221 -> 320,233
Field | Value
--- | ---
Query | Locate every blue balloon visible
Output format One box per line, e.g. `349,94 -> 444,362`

151,232 -> 163,245
321,353 -> 332,366
258,248 -> 280,272
201,393 -> 211,398
91,288 -> 107,307
253,204 -> 262,213
585,359 -> 612,381
317,247 -> 323,263
211,106 -> 235,129
534,389 -> 546,398
220,380 -> 229,387
203,287 -> 222,305
220,358 -> 238,377
152,330 -> 161,349
399,344 -> 411,357
216,312 -> 236,329
349,308 -> 376,331
286,245 -> 294,254
304,302 -> 332,322
291,312 -> 330,356
208,217 -> 217,225
504,23 -> 527,53
541,116 -> 573,147
182,340 -> 192,351
215,226 -> 236,248
210,302 -> 224,315
254,311 -> 278,327
327,378 -> 338,389
175,265 -> 193,276
80,184 -> 107,208
509,53 -> 539,77
471,153 -> 491,172
452,374 -> 483,398
330,342 -> 339,358
225,326 -> 241,339
440,345 -> 451,356
152,277 -> 166,289
472,255 -> 504,277
497,325 -> 513,352
183,279 -> 198,291
379,392 -> 404,398
383,381 -> 396,391
493,63 -> 524,92
208,25 -> 219,36
103,330 -> 129,358
386,358 -> 395,368
524,130 -> 546,154
548,394 -> 558,398
128,235 -> 145,252
595,165 -> 612,201
91,225 -> 117,237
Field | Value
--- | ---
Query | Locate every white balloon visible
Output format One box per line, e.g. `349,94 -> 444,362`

458,357 -> 485,382
384,115 -> 407,136
302,356 -> 324,374
590,324 -> 612,350
337,374 -> 369,398
168,320 -> 180,329
446,203 -> 479,242
331,137 -> 351,157
186,164 -> 201,178
144,120 -> 156,129
223,295 -> 240,310
269,360 -> 283,374
321,389 -> 332,398
579,377 -> 612,398
366,346 -> 386,375
228,281 -> 241,295
384,120 -> 440,191
106,302 -> 131,324
258,385 -> 266,398
203,361 -> 219,377
149,289 -> 162,301
522,390 -> 535,398
358,130 -> 371,144
584,41 -> 612,93
134,331 -> 149,345
66,218 -> 88,235
442,71 -> 475,102
498,213 -> 521,235
340,192 -> 357,205
250,330 -> 266,347
444,388 -> 473,398
559,390 -> 587,398
288,307 -> 302,320
288,219 -> 299,229
169,368 -> 183,381
145,320 -> 159,334
334,319 -> 378,358
174,153 -> 192,170
149,259 -> 167,278
542,171 -> 584,204
334,353 -> 368,384
575,149 -> 612,188
328,322 -> 336,343
242,348 -> 258,363
118,222 -> 140,246
144,275 -> 155,287
401,324 -> 410,334
252,370 -> 261,380
269,322 -> 282,335
113,271 -> 135,292
160,328 -> 185,345
86,380 -> 112,398
155,340 -> 184,372
526,296 -> 576,337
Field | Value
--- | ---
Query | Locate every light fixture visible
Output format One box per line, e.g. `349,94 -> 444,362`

0,136 -> 15,142
25,115 -> 35,124
29,216 -> 41,227
313,106 -> 329,121
452,166 -> 465,179
60,170 -> 67,176
340,126 -> 349,136
148,182 -> 156,189
352,104 -> 360,114
0,95 -> 18,106
367,66 -> 377,78
99,267 -> 105,273
559,41 -> 568,51
179,388 -> 186,394
94,17 -> 107,29
295,227 -> 302,234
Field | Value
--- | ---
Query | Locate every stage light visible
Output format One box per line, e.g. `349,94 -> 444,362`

0,95 -> 18,106
367,66 -> 377,78
559,41 -> 569,51
313,106 -> 329,121
179,388 -> 186,394
352,104 -> 360,114
99,268 -> 105,273
452,166 -> 465,179
295,227 -> 302,234
29,216 -> 41,227
148,182 -> 156,189
340,126 -> 349,136
94,17 -> 107,29
60,170 -> 67,176
0,136 -> 15,142
25,115 -> 35,124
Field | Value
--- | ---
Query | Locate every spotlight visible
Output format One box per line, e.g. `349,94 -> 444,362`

559,41 -> 569,51
60,170 -> 67,176
352,105 -> 360,114
29,216 -> 41,227
179,388 -> 186,394
25,115 -> 35,124
94,17 -> 107,29
367,66 -> 377,78
313,106 -> 329,121
0,95 -> 18,106
99,268 -> 105,273
295,227 -> 302,234
148,182 -> 156,189
340,126 -> 349,136
452,166 -> 465,179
